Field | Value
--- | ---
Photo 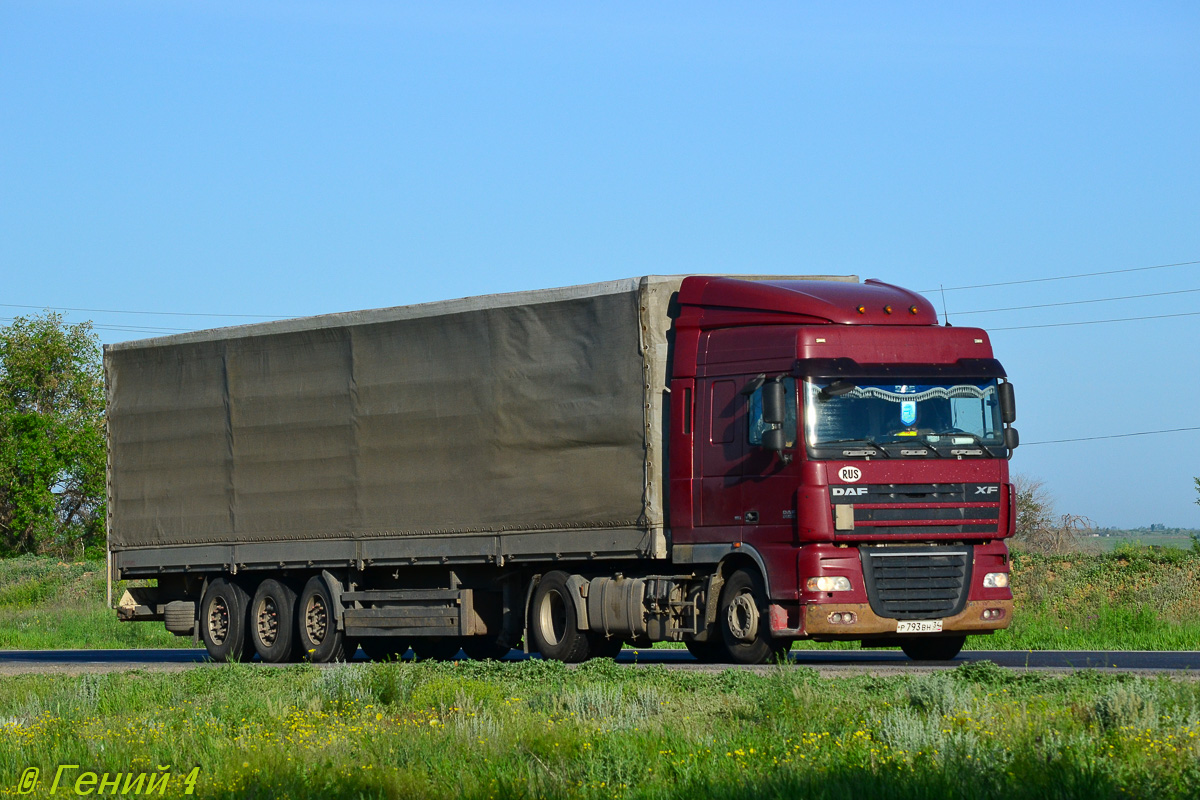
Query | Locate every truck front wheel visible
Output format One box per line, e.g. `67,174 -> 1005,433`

718,569 -> 789,665
529,571 -> 592,663
298,576 -> 353,663
200,577 -> 252,663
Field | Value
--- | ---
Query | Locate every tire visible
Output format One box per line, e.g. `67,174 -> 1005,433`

200,577 -> 252,663
461,637 -> 513,661
718,569 -> 789,665
411,639 -> 463,661
684,637 -> 728,664
529,571 -> 592,663
164,601 -> 196,636
900,635 -> 966,662
297,575 -> 353,663
360,637 -> 410,662
249,579 -> 300,664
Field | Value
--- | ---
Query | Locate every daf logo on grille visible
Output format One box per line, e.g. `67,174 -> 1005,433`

832,486 -> 868,497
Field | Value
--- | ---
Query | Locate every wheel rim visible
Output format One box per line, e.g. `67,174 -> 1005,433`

537,590 -> 567,646
305,594 -> 329,645
256,596 -> 279,647
207,596 -> 230,646
726,591 -> 759,643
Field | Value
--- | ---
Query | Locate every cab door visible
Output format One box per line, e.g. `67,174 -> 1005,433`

698,377 -> 745,530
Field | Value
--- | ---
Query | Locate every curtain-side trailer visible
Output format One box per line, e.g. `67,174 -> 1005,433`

109,275 -> 1019,664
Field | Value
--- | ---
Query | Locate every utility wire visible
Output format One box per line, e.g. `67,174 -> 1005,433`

0,302 -> 291,320
1024,426 -> 1200,446
989,310 -> 1200,331
0,317 -> 191,335
924,258 -> 1200,293
953,287 -> 1200,316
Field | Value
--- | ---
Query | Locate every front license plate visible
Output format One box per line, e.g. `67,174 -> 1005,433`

896,619 -> 943,634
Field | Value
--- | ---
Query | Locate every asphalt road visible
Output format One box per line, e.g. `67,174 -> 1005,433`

2,648 -> 1199,676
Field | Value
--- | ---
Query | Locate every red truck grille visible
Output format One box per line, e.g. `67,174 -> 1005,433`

831,483 -> 1001,537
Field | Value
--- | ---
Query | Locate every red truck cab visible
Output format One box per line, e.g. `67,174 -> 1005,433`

668,277 -> 1017,661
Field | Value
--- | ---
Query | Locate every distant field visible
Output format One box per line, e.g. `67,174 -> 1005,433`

1093,534 -> 1195,551
2,547 -> 1199,653
2,659 -> 1199,799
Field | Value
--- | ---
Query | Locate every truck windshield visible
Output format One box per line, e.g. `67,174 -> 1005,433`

803,378 -> 1006,459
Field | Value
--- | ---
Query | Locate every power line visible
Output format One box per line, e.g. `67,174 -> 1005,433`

953,287 -> 1200,316
0,302 -> 290,320
990,310 -> 1200,331
1024,426 -> 1200,446
0,317 -> 191,334
925,258 -> 1200,293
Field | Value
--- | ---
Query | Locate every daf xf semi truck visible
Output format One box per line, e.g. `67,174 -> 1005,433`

109,275 -> 1018,664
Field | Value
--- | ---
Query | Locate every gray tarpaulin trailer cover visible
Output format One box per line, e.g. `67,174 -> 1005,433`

105,275 -> 844,576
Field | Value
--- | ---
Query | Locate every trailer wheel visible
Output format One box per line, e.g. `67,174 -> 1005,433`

900,635 -> 965,662
529,571 -> 592,663
250,579 -> 300,663
411,639 -> 463,661
200,577 -> 252,663
298,576 -> 352,663
360,637 -> 410,662
718,569 -> 789,665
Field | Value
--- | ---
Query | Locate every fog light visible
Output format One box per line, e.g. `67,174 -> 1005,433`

827,611 -> 858,625
807,576 -> 852,592
983,572 -> 1009,588
981,608 -> 1007,621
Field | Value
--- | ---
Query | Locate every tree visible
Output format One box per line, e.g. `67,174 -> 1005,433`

1011,473 -> 1093,554
1013,473 -> 1055,541
0,313 -> 106,557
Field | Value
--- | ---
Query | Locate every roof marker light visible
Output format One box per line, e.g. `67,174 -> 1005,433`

856,305 -> 866,314
909,305 -> 919,315
883,305 -> 893,315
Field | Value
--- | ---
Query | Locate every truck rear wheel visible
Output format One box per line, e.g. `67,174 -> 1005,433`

298,576 -> 353,663
718,569 -> 789,665
250,579 -> 300,663
201,577 -> 252,663
529,571 -> 592,663
900,635 -> 965,662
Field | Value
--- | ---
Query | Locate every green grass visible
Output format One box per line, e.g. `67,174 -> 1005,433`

973,546 -> 1200,651
2,545 -> 1200,652
2,660 -> 1200,798
0,556 -> 188,650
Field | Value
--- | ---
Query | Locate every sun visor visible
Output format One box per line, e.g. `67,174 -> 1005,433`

793,357 -> 1007,380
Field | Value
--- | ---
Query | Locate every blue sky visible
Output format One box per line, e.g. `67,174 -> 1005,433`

3,2 -> 1198,527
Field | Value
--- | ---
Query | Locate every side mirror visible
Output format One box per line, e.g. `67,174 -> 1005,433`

762,380 -> 786,425
763,427 -> 787,453
1004,427 -> 1019,450
998,382 -> 1016,424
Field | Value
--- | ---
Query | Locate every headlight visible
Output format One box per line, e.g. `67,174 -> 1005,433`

983,572 -> 1009,588
806,576 -> 852,592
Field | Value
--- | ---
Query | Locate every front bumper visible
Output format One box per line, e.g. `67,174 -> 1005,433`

770,598 -> 1014,638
